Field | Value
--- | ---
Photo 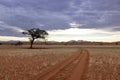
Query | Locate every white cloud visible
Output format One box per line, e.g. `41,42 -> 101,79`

48,28 -> 120,42
69,22 -> 84,28
0,27 -> 120,42
48,28 -> 120,35
38,24 -> 45,27
0,36 -> 28,41
0,21 -> 24,32
103,26 -> 120,31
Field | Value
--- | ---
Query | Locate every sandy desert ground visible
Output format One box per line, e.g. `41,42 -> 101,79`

84,47 -> 120,80
0,45 -> 76,80
0,45 -> 120,80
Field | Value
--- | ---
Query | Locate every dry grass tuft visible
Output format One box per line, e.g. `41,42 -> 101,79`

84,48 -> 120,80
0,46 -> 76,80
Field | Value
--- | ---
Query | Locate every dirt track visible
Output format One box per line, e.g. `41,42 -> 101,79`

33,49 -> 89,80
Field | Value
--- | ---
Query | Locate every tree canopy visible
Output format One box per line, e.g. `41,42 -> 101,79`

22,28 -> 48,48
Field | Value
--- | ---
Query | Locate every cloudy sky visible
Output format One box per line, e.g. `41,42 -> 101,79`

0,0 -> 120,42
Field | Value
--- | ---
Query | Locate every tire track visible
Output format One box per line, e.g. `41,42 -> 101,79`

33,49 -> 89,80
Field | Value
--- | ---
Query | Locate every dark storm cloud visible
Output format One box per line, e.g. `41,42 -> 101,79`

0,0 -> 120,36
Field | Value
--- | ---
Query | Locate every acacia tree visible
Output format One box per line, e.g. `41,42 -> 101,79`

22,28 -> 48,48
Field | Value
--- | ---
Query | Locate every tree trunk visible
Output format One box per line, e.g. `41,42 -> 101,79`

30,39 -> 34,48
